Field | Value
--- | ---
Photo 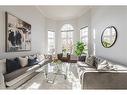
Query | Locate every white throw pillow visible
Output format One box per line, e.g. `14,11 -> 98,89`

0,59 -> 6,74
19,57 -> 28,67
37,54 -> 45,62
97,60 -> 109,71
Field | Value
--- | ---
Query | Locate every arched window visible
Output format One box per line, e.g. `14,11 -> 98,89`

61,24 -> 74,53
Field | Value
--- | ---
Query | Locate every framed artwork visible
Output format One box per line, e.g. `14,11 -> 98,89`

5,12 -> 31,52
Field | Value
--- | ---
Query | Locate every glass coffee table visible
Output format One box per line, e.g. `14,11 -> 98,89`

36,61 -> 70,84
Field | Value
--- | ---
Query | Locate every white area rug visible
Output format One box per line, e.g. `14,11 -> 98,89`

17,64 -> 81,90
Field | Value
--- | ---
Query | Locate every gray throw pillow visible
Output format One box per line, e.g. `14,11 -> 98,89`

94,57 -> 105,67
97,60 -> 110,71
85,56 -> 95,67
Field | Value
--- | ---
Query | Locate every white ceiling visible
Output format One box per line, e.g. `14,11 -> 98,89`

36,6 -> 91,20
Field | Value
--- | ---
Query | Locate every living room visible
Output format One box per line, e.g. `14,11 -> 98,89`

1,2 -> 127,93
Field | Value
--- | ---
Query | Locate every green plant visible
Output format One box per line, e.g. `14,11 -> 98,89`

74,41 -> 87,56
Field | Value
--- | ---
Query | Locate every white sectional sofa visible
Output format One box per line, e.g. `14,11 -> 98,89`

0,54 -> 51,89
77,56 -> 127,89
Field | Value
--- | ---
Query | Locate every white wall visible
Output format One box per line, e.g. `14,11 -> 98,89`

91,6 -> 127,65
0,6 -> 46,59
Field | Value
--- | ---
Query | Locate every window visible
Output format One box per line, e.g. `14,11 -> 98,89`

61,24 -> 74,53
80,26 -> 88,53
48,30 -> 55,54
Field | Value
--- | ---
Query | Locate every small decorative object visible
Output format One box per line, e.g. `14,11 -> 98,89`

62,48 -> 67,57
101,26 -> 117,48
74,41 -> 87,61
5,12 -> 31,52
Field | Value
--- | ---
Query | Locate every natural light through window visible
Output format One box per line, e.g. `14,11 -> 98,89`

48,30 -> 55,54
80,26 -> 88,54
61,24 -> 74,54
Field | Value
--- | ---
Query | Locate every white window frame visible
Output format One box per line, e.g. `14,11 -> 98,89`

61,24 -> 74,54
80,26 -> 88,53
48,30 -> 55,54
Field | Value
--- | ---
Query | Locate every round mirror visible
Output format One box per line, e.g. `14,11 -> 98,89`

101,26 -> 117,48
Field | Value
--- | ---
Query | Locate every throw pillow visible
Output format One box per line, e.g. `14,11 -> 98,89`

28,57 -> 39,66
94,57 -> 104,68
97,60 -> 110,71
36,54 -> 45,62
85,56 -> 95,67
0,59 -> 6,74
6,58 -> 21,74
19,57 -> 28,67
28,54 -> 37,59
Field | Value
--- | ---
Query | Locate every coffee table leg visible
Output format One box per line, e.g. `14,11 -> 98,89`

64,74 -> 67,80
47,73 -> 57,84
45,72 -> 48,78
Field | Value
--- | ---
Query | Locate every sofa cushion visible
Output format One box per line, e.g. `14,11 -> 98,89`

5,64 -> 40,87
77,61 -> 90,67
4,66 -> 31,82
6,58 -> 21,74
0,59 -> 6,74
19,57 -> 28,67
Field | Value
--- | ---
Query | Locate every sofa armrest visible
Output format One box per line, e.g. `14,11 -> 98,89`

82,71 -> 127,89
0,73 -> 6,89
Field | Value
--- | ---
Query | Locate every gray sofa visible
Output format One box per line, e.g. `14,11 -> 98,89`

77,56 -> 127,89
0,54 -> 51,89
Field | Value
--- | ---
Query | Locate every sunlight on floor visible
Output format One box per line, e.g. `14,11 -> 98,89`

26,82 -> 41,89
67,71 -> 81,90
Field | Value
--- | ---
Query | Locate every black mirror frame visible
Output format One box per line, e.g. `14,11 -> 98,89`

101,26 -> 118,48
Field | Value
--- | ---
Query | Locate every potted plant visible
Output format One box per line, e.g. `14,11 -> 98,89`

74,41 -> 87,61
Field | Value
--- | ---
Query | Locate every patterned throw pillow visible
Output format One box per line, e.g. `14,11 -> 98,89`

97,60 -> 110,71
85,56 -> 95,67
28,54 -> 37,59
28,58 -> 38,66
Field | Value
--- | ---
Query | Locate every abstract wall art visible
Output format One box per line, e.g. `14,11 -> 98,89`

5,12 -> 31,52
